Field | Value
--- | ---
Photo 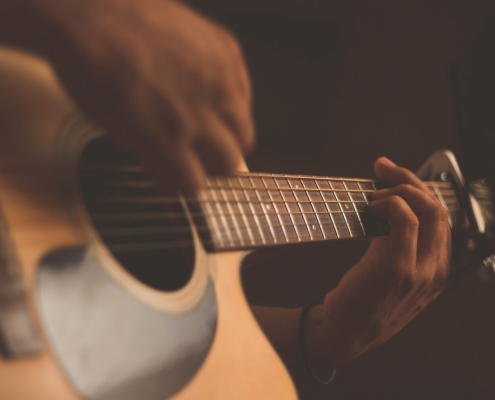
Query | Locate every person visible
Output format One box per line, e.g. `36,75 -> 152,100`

1,0 -> 451,384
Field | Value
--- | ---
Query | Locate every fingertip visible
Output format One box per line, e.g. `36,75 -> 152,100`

374,157 -> 396,178
374,157 -> 396,170
237,112 -> 256,153
242,128 -> 256,153
367,198 -> 383,216
380,157 -> 396,167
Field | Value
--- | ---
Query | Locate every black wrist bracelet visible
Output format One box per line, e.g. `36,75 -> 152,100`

299,303 -> 337,385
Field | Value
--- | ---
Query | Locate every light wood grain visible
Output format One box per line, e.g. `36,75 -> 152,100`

0,47 -> 297,399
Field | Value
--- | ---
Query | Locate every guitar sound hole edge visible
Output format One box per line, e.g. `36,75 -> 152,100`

78,137 -> 196,293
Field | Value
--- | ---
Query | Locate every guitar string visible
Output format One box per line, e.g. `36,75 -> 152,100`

85,192 -> 461,238
86,197 -> 460,206
80,167 -> 461,251
105,202 -> 467,254
90,206 -> 461,221
92,199 -> 462,248
82,179 -> 456,195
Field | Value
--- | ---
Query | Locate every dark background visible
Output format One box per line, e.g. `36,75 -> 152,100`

187,1 -> 495,398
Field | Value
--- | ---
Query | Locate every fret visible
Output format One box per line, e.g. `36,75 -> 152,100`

217,178 -> 251,247
227,177 -> 260,246
311,190 -> 338,239
274,177 -> 291,189
315,190 -> 340,239
272,199 -> 299,241
232,176 -> 265,245
343,181 -> 367,237
315,180 -> 351,238
208,185 -> 376,194
195,198 -> 376,206
237,175 -> 253,189
313,206 -> 339,238
261,176 -> 278,189
200,189 -> 227,248
299,201 -> 325,240
330,180 -> 364,237
431,182 -> 452,228
275,178 -> 311,241
298,179 -> 326,240
245,177 -> 275,244
253,178 -> 285,244
210,187 -> 242,247
262,177 -> 295,243
307,178 -> 338,239
356,181 -> 380,236
236,191 -> 270,246
195,172 -> 463,252
243,189 -> 258,201
288,178 -> 323,240
234,199 -> 262,245
238,171 -> 377,183
370,181 -> 392,234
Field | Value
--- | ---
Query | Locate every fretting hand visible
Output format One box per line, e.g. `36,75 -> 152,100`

304,157 -> 452,368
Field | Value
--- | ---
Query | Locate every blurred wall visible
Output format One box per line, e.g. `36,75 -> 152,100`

187,1 -> 495,398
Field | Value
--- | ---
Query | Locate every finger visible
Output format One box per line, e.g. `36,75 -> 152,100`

193,113 -> 245,175
368,195 -> 418,267
224,30 -> 253,101
372,184 -> 439,215
133,136 -> 207,196
372,184 -> 450,266
374,157 -> 434,198
220,96 -> 255,153
210,39 -> 255,152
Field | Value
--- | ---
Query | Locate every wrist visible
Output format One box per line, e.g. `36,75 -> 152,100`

303,304 -> 333,369
300,304 -> 337,384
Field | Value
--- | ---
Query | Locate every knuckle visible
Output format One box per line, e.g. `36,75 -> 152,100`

433,269 -> 449,288
432,260 -> 452,287
397,167 -> 416,182
396,183 -> 414,194
414,273 -> 430,293
397,271 -> 416,295
402,213 -> 420,230
389,195 -> 406,208
389,196 -> 419,228
431,204 -> 450,224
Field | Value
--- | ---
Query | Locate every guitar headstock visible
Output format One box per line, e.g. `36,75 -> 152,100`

417,150 -> 495,275
469,179 -> 495,270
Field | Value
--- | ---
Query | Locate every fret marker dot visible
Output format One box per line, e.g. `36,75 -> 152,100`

266,205 -> 271,210
295,185 -> 299,188
312,225 -> 317,231
345,204 -> 350,210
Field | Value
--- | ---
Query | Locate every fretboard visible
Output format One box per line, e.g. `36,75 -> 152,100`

192,172 -> 463,251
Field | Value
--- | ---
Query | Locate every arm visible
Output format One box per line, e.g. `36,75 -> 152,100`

0,0 -> 254,194
253,157 -> 451,376
1,0 -> 451,380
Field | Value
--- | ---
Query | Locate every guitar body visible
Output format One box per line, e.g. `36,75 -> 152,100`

0,47 -> 297,400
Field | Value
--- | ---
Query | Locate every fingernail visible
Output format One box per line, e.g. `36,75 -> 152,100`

380,157 -> 396,166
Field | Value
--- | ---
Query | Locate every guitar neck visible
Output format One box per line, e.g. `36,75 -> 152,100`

192,172 -> 463,252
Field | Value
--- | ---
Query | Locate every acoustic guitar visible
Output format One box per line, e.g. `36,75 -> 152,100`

0,46 -> 493,400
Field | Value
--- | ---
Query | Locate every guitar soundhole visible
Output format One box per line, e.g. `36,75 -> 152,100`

79,137 -> 195,292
